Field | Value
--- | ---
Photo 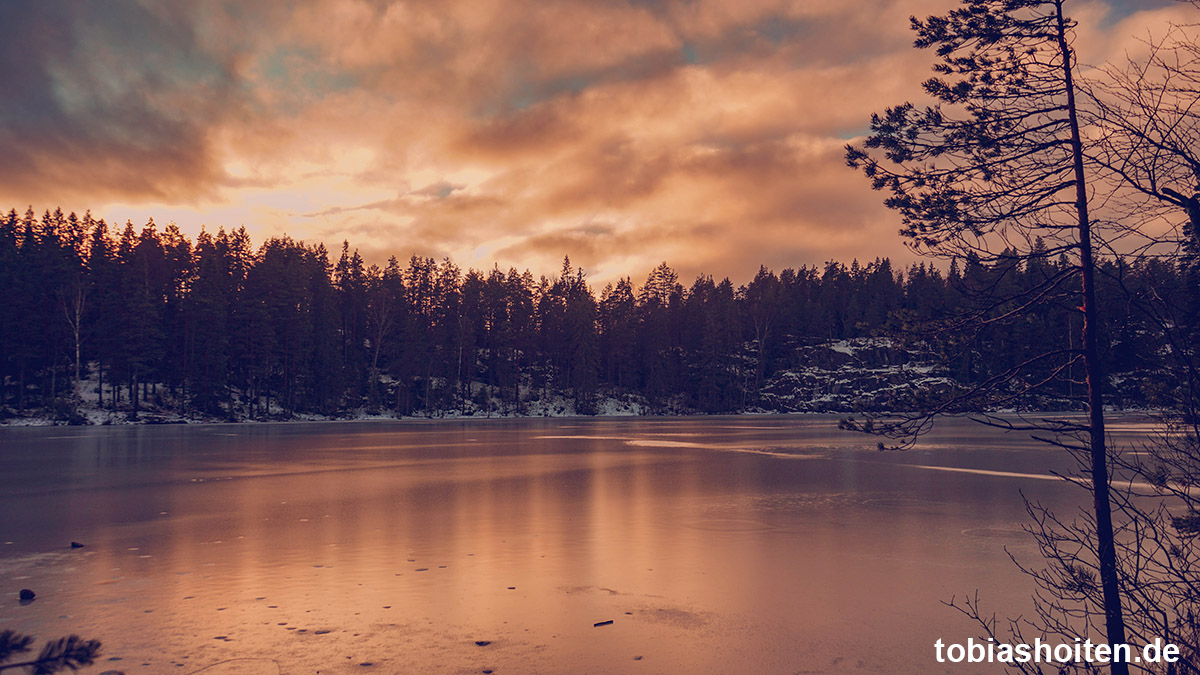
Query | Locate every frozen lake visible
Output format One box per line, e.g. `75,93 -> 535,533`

0,415 -> 1140,673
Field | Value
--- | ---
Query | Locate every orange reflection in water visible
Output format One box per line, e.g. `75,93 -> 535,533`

0,417 -> 1090,673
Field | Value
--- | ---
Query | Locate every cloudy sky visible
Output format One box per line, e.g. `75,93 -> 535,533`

0,0 -> 1188,284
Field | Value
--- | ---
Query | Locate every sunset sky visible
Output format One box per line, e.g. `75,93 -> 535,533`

0,0 -> 1188,285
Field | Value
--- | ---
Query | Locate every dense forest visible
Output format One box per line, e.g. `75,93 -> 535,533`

0,206 -> 1192,422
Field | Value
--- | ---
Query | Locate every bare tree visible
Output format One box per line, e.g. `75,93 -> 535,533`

1089,19 -> 1200,258
61,279 -> 86,402
1052,9 -> 1200,671
364,263 -> 399,408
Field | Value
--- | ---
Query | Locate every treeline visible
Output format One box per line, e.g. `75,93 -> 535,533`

0,207 -> 1191,419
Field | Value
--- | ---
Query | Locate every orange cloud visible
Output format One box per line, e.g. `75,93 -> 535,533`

0,0 -> 1187,285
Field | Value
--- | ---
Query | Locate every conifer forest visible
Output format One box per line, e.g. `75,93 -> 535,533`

1,206 -> 1191,422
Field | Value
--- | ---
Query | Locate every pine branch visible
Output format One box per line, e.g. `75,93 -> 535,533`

0,632 -> 34,664
0,635 -> 101,674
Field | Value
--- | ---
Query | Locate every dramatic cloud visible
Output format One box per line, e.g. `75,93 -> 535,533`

0,1 -> 264,203
0,0 -> 1188,285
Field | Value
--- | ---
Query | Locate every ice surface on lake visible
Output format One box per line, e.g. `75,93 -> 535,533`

0,416 -> 1156,673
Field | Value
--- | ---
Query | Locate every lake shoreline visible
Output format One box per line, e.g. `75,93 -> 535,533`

0,404 -> 1158,428
7,332 -> 1164,428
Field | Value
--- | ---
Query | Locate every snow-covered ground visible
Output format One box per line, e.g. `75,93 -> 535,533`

0,364 -> 656,426
0,337 -> 1119,426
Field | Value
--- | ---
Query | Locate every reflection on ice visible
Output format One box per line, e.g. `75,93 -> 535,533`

0,415 -> 1120,673
903,464 -> 1064,481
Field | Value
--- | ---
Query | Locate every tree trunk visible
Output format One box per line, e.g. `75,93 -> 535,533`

1057,3 -> 1128,671
72,330 -> 80,399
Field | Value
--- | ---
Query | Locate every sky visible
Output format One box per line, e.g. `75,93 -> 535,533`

0,0 -> 1190,285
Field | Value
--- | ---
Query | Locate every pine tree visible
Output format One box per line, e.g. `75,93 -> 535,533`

188,230 -> 231,415
845,0 -> 1130,665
